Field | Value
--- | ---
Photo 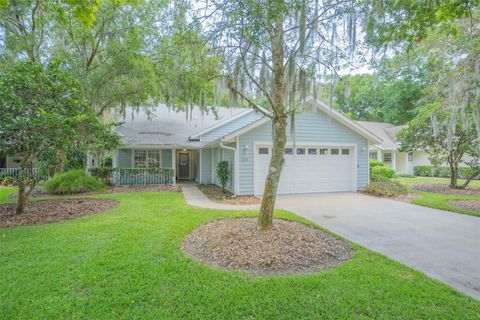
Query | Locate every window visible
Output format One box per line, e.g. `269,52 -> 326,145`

408,152 -> 414,161
134,150 -> 161,168
258,147 -> 269,155
369,151 -> 378,160
342,148 -> 350,155
331,148 -> 339,155
296,148 -> 305,155
319,148 -> 328,155
383,152 -> 392,163
147,150 -> 161,168
284,148 -> 293,155
134,150 -> 147,168
308,148 -> 317,155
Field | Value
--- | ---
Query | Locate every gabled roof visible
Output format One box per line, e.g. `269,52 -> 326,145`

355,121 -> 406,150
220,98 -> 383,144
114,105 -> 246,148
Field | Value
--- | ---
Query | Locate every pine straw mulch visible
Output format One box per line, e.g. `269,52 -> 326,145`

9,185 -> 182,199
448,200 -> 480,212
411,183 -> 480,196
197,184 -> 261,205
182,217 -> 352,275
0,199 -> 118,228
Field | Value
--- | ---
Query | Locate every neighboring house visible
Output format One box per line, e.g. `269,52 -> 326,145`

110,98 -> 382,196
357,120 -> 468,175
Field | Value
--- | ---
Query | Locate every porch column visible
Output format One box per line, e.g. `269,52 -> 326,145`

172,149 -> 176,185
392,151 -> 396,171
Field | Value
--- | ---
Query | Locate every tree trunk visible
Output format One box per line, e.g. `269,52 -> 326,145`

16,172 -> 27,215
258,117 -> 287,230
449,162 -> 458,188
461,170 -> 480,189
257,12 -> 286,230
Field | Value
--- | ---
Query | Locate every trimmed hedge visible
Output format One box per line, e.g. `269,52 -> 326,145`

364,177 -> 408,197
369,160 -> 396,179
43,170 -> 106,194
414,166 -> 477,179
371,166 -> 396,179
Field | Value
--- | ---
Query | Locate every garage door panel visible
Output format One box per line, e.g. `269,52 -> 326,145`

254,145 -> 354,195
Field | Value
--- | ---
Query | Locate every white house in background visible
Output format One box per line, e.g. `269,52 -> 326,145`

356,121 -> 437,175
108,98 -> 382,195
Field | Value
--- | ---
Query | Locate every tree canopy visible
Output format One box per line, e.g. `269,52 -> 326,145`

0,61 -> 120,213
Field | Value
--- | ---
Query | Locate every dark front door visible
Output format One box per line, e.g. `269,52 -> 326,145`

0,154 -> 6,168
178,153 -> 190,179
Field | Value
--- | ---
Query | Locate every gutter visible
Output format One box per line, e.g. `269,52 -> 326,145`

219,142 -> 238,196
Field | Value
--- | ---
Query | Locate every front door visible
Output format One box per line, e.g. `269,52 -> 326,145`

178,153 -> 190,179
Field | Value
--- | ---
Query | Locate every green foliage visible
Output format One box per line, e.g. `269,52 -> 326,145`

89,166 -> 114,185
365,177 -> 407,197
414,166 -> 478,180
371,166 -> 396,179
216,161 -> 230,191
369,159 -> 385,169
398,104 -> 479,187
334,74 -> 423,124
42,169 -> 106,194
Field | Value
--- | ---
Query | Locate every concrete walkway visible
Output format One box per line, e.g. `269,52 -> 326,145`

180,183 -> 260,210
181,185 -> 480,300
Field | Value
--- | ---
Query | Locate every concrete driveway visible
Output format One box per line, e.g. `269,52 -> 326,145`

276,193 -> 480,300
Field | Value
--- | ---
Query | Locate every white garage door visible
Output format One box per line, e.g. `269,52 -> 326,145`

254,145 -> 355,195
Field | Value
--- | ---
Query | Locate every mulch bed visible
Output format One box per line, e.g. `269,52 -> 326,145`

411,183 -> 480,196
9,185 -> 182,199
182,217 -> 352,275
197,184 -> 261,205
0,199 -> 118,228
448,200 -> 480,212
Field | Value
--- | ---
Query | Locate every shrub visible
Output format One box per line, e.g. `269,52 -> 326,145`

369,159 -> 385,169
216,161 -> 230,192
364,177 -> 407,197
90,166 -> 114,185
371,165 -> 396,179
42,169 -> 106,194
413,165 -> 479,179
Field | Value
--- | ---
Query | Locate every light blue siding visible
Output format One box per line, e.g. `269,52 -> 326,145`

162,149 -> 172,167
238,108 -> 369,195
200,111 -> 263,141
200,149 -> 213,184
203,146 -> 236,194
117,149 -> 132,168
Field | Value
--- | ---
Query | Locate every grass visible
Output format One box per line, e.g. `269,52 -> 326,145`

393,177 -> 480,217
0,187 -> 479,319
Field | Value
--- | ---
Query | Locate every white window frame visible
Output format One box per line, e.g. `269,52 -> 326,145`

132,149 -> 162,168
383,152 -> 392,164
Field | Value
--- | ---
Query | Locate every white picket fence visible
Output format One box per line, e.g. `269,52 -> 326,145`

0,168 -> 48,181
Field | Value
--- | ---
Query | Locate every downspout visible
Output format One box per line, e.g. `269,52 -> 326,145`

220,142 -> 238,196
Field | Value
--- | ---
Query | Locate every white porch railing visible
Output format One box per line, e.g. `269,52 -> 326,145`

112,168 -> 175,186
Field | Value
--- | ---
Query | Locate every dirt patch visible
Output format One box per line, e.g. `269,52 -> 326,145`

197,184 -> 261,205
0,199 -> 118,228
392,193 -> 422,203
182,217 -> 352,275
411,183 -> 480,196
448,200 -> 480,212
9,185 -> 182,199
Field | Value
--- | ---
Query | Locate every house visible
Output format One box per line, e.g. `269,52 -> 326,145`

109,98 -> 382,195
357,121 -> 450,175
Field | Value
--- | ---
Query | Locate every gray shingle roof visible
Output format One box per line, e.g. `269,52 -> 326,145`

355,121 -> 405,150
114,105 -> 248,148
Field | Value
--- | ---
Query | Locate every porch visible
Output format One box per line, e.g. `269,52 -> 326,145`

112,146 -> 236,192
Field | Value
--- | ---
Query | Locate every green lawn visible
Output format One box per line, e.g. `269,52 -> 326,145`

393,177 -> 480,217
1,189 -> 479,319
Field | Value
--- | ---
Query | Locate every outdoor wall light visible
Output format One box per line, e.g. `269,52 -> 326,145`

243,145 -> 249,154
